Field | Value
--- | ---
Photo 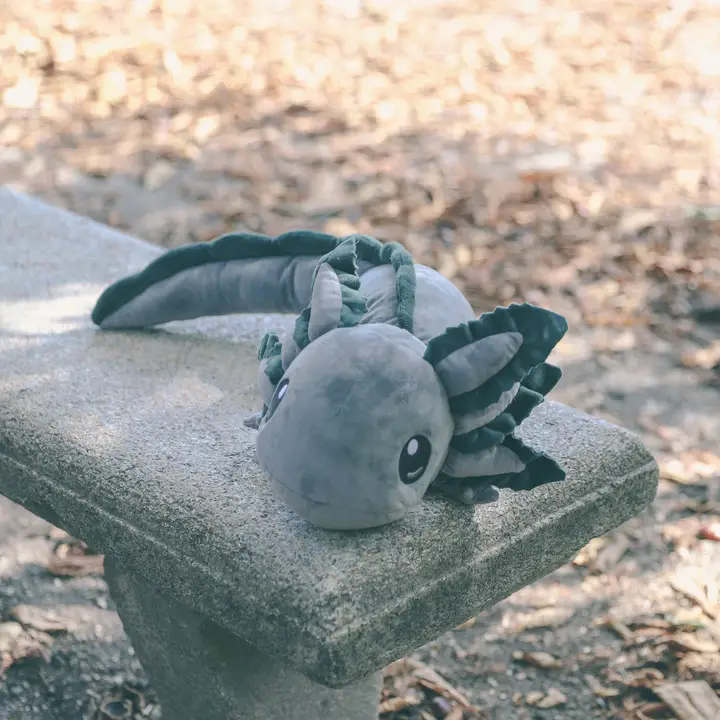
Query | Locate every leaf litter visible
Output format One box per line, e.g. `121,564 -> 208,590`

0,621 -> 54,680
1,0 -> 720,717
47,536 -> 105,578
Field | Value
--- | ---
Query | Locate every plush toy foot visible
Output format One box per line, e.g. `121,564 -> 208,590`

243,411 -> 264,430
433,480 -> 501,505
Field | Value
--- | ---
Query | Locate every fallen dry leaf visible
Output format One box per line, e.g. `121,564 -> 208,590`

47,552 -> 104,578
663,517 -> 707,551
619,209 -> 661,235
683,501 -> 720,515
659,452 -> 720,485
379,694 -> 422,714
632,701 -> 670,719
677,652 -> 720,687
681,342 -> 720,370
406,659 -> 475,711
2,75 -> 39,109
591,533 -> 630,574
536,688 -> 568,709
511,651 -> 563,669
0,621 -> 54,678
669,607 -> 709,630
670,575 -> 719,621
654,680 -> 720,720
584,674 -> 621,698
525,691 -> 545,705
455,617 -> 477,630
628,626 -> 670,647
601,617 -> 635,642
0,622 -> 25,653
10,605 -> 70,633
46,526 -> 71,542
624,668 -> 666,689
572,537 -> 607,567
668,633 -> 720,654
698,523 -> 720,542
511,605 -> 575,631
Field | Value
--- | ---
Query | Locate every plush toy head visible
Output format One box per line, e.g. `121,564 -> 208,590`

255,324 -> 454,530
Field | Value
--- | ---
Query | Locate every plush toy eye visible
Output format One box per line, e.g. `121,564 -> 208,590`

265,378 -> 289,420
399,435 -> 432,484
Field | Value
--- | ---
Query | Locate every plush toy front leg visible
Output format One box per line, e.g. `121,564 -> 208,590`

243,411 -> 264,430
429,478 -> 500,504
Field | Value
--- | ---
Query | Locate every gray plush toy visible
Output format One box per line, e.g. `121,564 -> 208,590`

91,231 -> 568,530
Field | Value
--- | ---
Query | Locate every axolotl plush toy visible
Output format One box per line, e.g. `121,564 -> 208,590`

91,231 -> 568,530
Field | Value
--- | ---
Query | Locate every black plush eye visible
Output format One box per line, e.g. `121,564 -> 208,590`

399,435 -> 432,484
265,378 -> 289,420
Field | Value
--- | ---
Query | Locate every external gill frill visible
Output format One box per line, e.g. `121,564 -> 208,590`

257,234 -> 417,397
424,303 -> 569,504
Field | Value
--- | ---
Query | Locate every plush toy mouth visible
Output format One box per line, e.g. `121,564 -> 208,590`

264,466 -> 409,516
267,471 -> 409,530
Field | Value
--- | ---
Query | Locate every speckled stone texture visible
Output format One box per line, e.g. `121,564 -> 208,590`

0,189 -> 659,696
104,557 -> 383,720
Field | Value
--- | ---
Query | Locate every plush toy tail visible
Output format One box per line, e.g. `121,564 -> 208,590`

91,231 -> 344,329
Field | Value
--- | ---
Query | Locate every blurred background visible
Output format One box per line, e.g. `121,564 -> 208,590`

1,1 -> 720,718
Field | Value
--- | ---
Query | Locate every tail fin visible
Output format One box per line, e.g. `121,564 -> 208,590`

92,230 -> 342,329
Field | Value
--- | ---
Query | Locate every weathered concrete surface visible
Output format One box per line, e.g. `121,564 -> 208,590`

0,188 -> 659,687
104,556 -> 383,720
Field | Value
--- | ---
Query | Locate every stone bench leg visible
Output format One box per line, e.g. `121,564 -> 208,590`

104,557 -> 383,720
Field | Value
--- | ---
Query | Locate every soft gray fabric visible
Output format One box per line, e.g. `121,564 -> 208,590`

434,331 -> 523,398
257,358 -> 276,406
308,263 -> 344,342
99,256 -> 319,329
452,382 -> 521,434
410,265 -> 475,342
357,264 -> 474,341
440,483 -> 501,505
359,265 -> 399,327
356,260 -> 376,275
441,443 -> 526,478
281,331 -> 302,371
255,324 -> 454,530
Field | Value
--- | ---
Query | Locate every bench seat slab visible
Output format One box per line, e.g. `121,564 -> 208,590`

105,557 -> 382,720
0,189 -> 659,690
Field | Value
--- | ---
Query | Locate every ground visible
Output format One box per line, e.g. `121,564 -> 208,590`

1,1 -> 720,718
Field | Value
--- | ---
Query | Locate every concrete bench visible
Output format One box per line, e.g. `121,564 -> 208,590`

0,187 -> 659,719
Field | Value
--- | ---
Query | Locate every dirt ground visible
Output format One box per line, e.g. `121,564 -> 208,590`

2,1 -> 720,718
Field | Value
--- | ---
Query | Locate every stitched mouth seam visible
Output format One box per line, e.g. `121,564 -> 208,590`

267,468 -> 408,517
